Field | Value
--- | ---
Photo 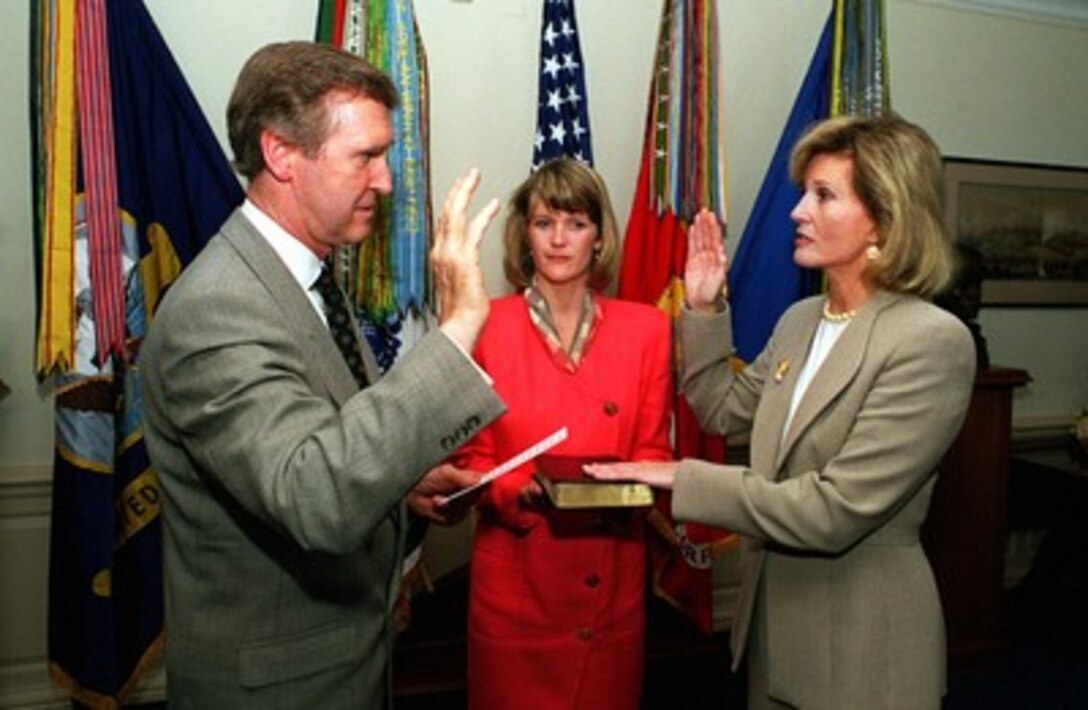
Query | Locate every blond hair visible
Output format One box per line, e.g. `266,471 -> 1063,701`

790,115 -> 952,298
501,158 -> 620,291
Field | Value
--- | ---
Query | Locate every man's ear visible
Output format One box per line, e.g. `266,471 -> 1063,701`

260,129 -> 295,183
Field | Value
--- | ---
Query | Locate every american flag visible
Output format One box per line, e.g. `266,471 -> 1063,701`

532,0 -> 593,169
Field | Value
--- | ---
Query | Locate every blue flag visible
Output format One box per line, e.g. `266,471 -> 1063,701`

728,15 -> 831,362
107,2 -> 243,272
532,0 -> 594,168
45,1 -> 242,705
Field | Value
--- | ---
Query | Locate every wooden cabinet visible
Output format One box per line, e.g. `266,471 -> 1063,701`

921,367 -> 1029,666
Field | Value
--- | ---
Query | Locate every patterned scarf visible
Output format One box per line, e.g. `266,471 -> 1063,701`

524,283 -> 601,373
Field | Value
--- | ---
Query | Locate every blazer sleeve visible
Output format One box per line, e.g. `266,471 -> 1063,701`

680,305 -> 768,437
453,329 -> 541,532
145,282 -> 505,555
673,306 -> 976,553
448,388 -> 528,529
630,307 -> 674,462
449,329 -> 500,475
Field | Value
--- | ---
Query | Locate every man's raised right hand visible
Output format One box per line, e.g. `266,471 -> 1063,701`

432,168 -> 501,352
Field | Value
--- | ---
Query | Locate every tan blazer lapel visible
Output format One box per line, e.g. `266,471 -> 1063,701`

755,302 -> 820,476
775,291 -> 900,471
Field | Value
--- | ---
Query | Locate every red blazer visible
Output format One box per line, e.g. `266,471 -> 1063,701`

457,294 -> 672,710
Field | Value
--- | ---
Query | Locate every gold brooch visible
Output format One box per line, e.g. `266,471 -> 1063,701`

773,359 -> 790,383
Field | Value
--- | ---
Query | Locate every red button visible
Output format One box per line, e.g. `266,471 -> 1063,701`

603,401 -> 618,416
577,627 -> 592,642
585,573 -> 601,588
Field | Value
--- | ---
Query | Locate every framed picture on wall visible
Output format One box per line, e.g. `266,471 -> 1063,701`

944,158 -> 1088,306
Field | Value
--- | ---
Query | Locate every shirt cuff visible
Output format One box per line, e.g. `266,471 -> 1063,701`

440,330 -> 493,386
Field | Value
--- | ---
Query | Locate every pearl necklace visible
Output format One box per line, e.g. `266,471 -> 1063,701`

822,299 -> 857,323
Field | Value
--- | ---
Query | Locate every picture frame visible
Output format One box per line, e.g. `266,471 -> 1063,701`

944,158 -> 1088,306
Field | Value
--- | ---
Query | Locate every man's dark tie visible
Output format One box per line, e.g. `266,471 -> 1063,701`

313,267 -> 368,389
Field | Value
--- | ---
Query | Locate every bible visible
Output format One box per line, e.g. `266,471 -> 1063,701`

533,455 -> 653,509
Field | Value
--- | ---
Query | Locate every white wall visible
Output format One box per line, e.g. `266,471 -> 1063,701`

2,1 -> 1087,705
888,1 -> 1088,425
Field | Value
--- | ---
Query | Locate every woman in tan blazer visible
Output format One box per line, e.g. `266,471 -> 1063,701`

588,115 -> 976,709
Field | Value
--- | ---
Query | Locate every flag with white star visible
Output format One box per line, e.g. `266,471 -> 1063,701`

532,0 -> 593,169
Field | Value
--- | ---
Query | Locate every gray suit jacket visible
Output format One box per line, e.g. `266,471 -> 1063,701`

673,291 -> 975,709
141,210 -> 504,708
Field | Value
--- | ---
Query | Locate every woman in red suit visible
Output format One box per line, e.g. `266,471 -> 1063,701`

456,158 -> 673,709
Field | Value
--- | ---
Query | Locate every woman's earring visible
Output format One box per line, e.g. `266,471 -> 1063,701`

866,244 -> 882,261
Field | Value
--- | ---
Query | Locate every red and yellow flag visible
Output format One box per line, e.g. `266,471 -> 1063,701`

617,0 -> 735,635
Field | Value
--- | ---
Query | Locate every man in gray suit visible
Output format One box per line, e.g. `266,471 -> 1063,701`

141,41 -> 505,708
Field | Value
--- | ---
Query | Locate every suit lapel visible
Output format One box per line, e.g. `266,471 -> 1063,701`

755,300 -> 820,475
219,211 -> 364,405
774,291 -> 900,472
